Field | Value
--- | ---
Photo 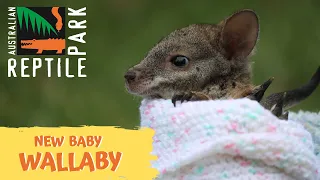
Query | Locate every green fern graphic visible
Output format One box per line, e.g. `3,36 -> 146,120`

17,7 -> 58,36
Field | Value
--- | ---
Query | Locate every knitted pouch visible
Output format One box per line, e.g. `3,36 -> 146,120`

140,98 -> 320,180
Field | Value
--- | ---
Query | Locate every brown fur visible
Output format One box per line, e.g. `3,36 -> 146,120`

125,9 -> 259,100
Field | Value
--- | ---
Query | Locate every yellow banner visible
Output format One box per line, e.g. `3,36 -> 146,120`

0,126 -> 158,179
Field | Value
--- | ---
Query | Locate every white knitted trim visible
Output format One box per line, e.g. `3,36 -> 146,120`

289,111 -> 320,156
140,98 -> 320,180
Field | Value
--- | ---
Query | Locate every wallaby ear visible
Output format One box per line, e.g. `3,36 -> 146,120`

219,10 -> 259,60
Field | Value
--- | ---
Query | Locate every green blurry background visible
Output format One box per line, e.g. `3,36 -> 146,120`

0,0 -> 319,128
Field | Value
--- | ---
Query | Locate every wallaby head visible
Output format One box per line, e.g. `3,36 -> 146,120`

125,9 -> 259,99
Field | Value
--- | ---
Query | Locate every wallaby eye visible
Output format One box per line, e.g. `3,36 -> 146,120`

171,56 -> 189,67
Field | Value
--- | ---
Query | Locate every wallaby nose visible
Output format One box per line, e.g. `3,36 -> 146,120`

124,71 -> 137,82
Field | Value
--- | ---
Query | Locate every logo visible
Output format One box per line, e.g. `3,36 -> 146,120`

8,7 -> 87,78
17,7 -> 66,55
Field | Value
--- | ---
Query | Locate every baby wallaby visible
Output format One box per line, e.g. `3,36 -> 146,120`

124,9 -> 319,118
125,9 -> 259,101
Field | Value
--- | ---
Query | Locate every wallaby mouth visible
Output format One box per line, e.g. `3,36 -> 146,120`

124,81 -> 151,97
124,69 -> 150,96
